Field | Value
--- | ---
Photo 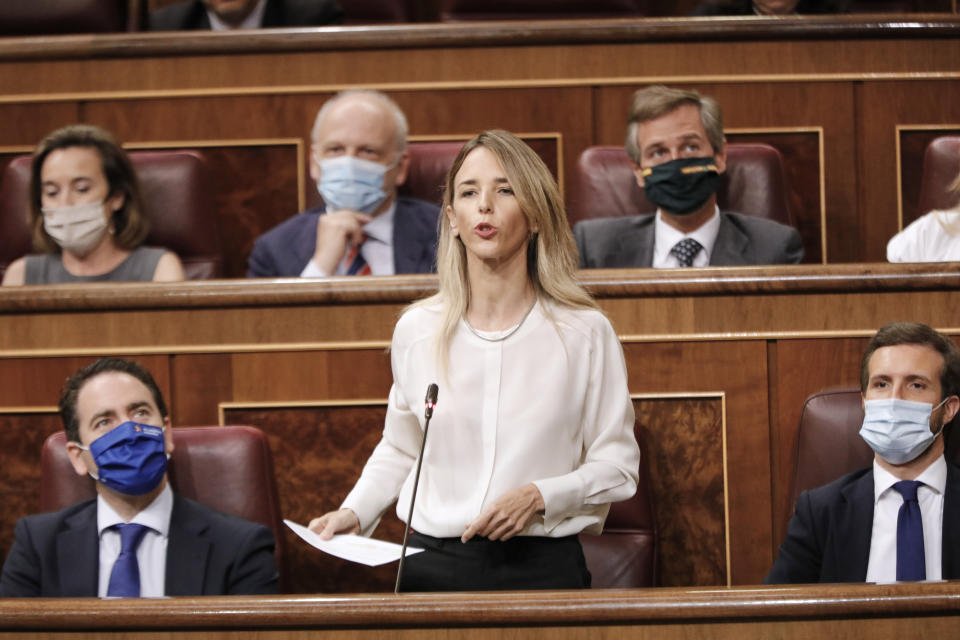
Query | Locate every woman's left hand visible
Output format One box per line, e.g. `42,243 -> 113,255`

461,483 -> 545,542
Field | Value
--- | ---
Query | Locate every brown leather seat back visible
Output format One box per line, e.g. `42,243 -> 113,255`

791,388 -> 871,507
40,426 -> 286,588
579,420 -> 657,587
0,150 -> 221,280
916,136 -> 960,218
569,143 -> 793,227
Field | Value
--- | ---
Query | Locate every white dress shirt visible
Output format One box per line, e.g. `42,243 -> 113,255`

886,210 -> 960,263
866,456 -> 945,583
300,201 -> 396,277
206,0 -> 267,30
96,483 -> 173,597
652,206 -> 721,268
341,299 -> 640,539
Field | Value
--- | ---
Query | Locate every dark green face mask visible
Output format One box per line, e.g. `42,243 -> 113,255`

641,156 -> 722,215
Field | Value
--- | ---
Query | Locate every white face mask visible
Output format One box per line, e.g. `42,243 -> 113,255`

42,201 -> 110,257
859,397 -> 949,465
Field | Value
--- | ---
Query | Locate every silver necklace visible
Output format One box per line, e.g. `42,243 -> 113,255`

464,301 -> 537,343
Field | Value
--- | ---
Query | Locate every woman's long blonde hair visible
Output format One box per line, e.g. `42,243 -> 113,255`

414,130 -> 597,366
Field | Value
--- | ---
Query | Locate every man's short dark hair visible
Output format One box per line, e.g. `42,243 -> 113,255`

860,322 -> 960,402
59,358 -> 168,443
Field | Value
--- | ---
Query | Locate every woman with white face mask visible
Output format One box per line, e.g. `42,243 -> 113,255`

1,125 -> 184,286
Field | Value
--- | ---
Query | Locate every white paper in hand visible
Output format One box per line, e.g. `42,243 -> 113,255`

284,519 -> 423,567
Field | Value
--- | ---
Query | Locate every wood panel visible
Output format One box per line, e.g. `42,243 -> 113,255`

635,397 -> 726,587
623,340 -> 770,584
857,80 -> 960,262
222,404 -> 400,594
898,126 -> 960,229
1,267 -> 960,591
0,411 -> 61,564
1,582 -> 959,638
1,21 -> 959,267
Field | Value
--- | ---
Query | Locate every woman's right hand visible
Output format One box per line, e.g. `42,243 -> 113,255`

308,508 -> 361,540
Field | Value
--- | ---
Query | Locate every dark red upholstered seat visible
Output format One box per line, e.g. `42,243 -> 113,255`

579,420 -> 657,588
0,0 -> 130,35
39,426 -> 286,589
0,150 -> 221,280
916,136 -> 960,218
568,143 -> 794,228
790,388 -> 870,507
401,140 -> 466,204
442,0 -> 647,20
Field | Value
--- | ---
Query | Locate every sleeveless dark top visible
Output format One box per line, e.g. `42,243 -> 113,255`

23,247 -> 166,284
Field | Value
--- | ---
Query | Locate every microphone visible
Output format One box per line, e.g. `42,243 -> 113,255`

394,383 -> 439,593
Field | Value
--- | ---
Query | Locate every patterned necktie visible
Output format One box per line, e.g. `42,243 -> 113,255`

671,238 -> 703,267
892,480 -> 925,581
345,234 -> 371,276
107,523 -> 149,597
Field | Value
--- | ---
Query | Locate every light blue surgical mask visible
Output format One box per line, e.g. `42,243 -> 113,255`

859,397 -> 949,465
317,155 -> 392,214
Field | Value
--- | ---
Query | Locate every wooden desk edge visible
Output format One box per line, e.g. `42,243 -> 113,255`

1,583 -> 958,630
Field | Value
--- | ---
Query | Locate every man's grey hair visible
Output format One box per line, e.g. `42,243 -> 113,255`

624,85 -> 724,165
311,89 -> 408,155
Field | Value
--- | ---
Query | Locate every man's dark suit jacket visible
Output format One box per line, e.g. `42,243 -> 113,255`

765,461 -> 960,584
574,211 -> 804,268
247,197 -> 440,278
0,494 -> 279,597
148,0 -> 344,30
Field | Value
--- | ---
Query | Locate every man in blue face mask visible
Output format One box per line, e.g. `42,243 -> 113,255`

767,322 -> 960,584
247,90 -> 440,278
573,84 -> 804,269
0,358 -> 278,597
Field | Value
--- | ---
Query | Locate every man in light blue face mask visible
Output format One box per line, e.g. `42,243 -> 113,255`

0,358 -> 278,597
247,90 -> 440,278
767,322 -> 960,584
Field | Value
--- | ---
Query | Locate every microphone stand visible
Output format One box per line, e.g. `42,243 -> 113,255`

394,383 -> 438,594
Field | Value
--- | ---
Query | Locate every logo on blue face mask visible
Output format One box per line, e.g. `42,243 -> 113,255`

318,155 -> 392,214
80,421 -> 169,495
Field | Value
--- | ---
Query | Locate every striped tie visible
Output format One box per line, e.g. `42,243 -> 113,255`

345,234 -> 371,276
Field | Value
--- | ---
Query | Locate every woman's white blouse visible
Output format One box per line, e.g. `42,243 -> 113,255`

341,300 -> 640,539
887,210 -> 960,263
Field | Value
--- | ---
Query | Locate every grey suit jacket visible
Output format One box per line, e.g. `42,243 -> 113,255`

765,461 -> 960,584
574,211 -> 804,268
0,494 -> 278,597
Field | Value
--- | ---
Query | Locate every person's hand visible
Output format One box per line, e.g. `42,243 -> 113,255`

461,483 -> 545,543
308,508 -> 361,540
312,210 -> 372,275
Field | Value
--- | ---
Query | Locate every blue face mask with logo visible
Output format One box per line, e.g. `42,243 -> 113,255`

317,155 -> 392,214
859,397 -> 949,465
77,421 -> 169,495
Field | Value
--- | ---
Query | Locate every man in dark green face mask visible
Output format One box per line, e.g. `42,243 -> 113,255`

574,85 -> 804,269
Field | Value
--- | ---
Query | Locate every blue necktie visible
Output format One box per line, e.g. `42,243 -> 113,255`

107,523 -> 149,597
893,480 -> 925,581
671,238 -> 703,267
